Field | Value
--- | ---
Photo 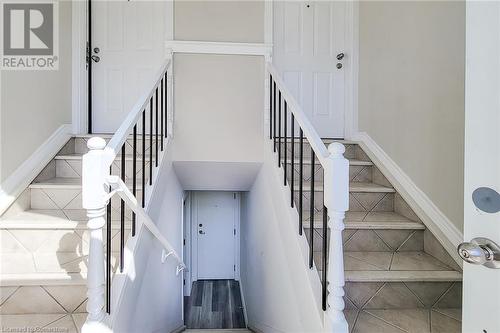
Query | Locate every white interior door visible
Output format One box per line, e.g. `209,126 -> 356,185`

91,1 -> 165,133
462,2 -> 500,332
196,192 -> 237,280
273,1 -> 346,138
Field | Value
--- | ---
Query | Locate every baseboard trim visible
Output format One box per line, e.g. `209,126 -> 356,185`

168,325 -> 186,333
351,132 -> 463,266
0,124 -> 72,216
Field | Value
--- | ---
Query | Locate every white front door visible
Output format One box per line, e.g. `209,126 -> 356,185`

91,1 -> 165,133
196,192 -> 237,280
462,2 -> 500,332
273,1 -> 346,138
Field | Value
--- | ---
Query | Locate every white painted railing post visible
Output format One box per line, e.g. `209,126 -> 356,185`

82,137 -> 111,333
324,142 -> 349,333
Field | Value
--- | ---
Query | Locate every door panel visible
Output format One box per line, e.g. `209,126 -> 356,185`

196,192 -> 237,280
91,1 -> 165,133
274,1 -> 345,138
462,2 -> 500,332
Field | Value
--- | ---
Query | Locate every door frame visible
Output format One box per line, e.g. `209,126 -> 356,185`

71,0 -> 89,134
190,191 -> 240,282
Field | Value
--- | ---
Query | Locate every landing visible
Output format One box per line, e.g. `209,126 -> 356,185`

185,280 -> 246,330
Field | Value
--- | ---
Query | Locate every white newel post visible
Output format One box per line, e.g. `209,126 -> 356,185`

81,137 -> 111,333
323,142 -> 349,333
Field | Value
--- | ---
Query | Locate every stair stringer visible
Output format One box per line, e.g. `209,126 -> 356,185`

352,132 -> 463,268
240,143 -> 326,333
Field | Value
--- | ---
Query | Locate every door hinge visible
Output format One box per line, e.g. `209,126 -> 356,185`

183,239 -> 186,246
233,193 -> 236,199
234,229 -> 236,236
234,265 -> 236,272
183,279 -> 186,286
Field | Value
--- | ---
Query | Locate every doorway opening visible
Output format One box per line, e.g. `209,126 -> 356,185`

182,191 -> 246,329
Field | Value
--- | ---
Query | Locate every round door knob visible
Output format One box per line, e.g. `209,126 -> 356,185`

457,237 -> 500,269
336,63 -> 343,69
91,55 -> 100,63
458,242 -> 487,265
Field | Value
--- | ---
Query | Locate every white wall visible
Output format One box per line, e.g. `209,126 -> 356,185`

358,1 -> 465,231
172,53 -> 264,163
0,0 -> 72,183
174,0 -> 264,43
113,151 -> 185,333
240,144 -> 324,333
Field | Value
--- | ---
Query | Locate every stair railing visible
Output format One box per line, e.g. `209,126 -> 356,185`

81,57 -> 185,332
266,62 -> 349,333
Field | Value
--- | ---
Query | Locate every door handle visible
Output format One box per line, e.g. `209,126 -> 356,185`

336,52 -> 345,60
91,55 -> 100,63
458,237 -> 500,269
199,230 -> 205,235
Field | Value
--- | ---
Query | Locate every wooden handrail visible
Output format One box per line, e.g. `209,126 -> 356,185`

266,62 -> 330,165
104,59 -> 171,165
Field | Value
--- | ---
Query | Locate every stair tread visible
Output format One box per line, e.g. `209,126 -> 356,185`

30,177 -> 141,189
344,270 -> 462,282
285,158 -> 372,166
297,181 -> 395,193
303,211 -> 425,230
316,251 -> 461,282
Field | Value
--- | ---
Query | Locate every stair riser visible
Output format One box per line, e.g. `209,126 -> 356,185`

286,164 -> 374,184
305,229 -> 424,253
55,159 -> 151,181
277,142 -> 361,160
0,285 -> 88,314
72,137 -> 155,155
1,228 -> 131,255
30,188 -> 143,211
344,281 -> 462,310
294,191 -> 395,213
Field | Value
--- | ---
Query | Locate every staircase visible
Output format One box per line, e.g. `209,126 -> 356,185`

285,139 -> 463,333
0,135 -> 141,332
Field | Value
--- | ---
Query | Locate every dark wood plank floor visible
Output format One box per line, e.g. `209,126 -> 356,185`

185,280 -> 246,329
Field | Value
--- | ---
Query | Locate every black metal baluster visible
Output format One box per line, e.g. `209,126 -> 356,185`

165,72 -> 168,138
291,114 -> 295,208
161,79 -> 164,151
155,88 -> 158,167
284,101 -> 287,185
322,203 -> 328,310
132,125 -> 137,237
120,144 -> 125,273
273,82 -> 277,152
310,148 -> 315,269
149,97 -> 153,186
278,91 -> 282,167
106,165 -> 112,314
142,111 -> 146,208
299,129 -> 304,235
269,75 -> 273,140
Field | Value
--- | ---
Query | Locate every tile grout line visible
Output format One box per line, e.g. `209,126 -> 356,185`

361,310 -> 408,332
395,230 -> 417,252
431,281 -> 456,308
0,285 -> 20,307
41,285 -> 70,313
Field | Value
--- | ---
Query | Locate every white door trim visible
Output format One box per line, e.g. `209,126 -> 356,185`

191,192 -> 241,281
71,0 -> 88,134
343,1 -> 359,140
